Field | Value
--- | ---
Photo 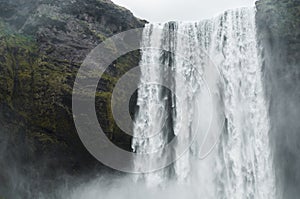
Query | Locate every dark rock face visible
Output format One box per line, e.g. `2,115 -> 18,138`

256,0 -> 300,198
0,0 -> 145,197
0,0 -> 145,61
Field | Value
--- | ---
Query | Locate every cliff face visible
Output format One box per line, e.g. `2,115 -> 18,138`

1,0 -> 299,197
0,0 -> 145,197
256,0 -> 300,198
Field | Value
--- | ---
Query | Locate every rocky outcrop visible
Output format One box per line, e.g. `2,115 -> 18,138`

0,0 -> 145,197
256,0 -> 300,198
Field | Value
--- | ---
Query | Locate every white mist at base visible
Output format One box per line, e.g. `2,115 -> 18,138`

59,176 -> 217,199
59,7 -> 276,199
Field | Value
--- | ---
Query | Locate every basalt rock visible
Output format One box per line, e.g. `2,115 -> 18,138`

0,0 -> 146,196
256,0 -> 300,198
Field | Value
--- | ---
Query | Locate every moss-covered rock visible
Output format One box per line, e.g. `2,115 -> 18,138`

0,0 -> 145,188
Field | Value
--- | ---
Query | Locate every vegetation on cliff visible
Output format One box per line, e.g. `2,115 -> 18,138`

0,0 -> 145,184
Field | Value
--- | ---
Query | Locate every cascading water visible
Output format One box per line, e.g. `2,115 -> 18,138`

132,7 -> 276,198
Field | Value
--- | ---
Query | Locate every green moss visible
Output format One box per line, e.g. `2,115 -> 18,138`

0,16 -> 142,154
90,29 -> 107,41
30,131 -> 60,144
0,21 -> 74,148
96,33 -> 107,41
0,21 -> 38,110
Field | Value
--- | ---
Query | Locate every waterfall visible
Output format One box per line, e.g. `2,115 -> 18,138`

132,7 -> 276,198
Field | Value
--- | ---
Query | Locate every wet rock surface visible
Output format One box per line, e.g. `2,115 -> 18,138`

256,0 -> 300,198
0,0 -> 145,197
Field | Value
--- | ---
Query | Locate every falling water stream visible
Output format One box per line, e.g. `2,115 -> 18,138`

132,7 -> 276,199
61,7 -> 276,199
